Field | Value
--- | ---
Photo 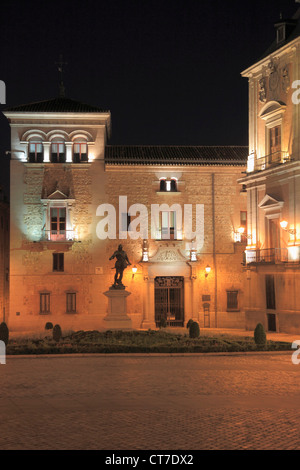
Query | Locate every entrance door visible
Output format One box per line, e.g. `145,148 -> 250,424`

267,313 -> 277,332
155,276 -> 184,327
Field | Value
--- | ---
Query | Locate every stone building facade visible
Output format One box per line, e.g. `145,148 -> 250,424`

0,187 -> 9,324
239,7 -> 300,333
3,97 -> 248,333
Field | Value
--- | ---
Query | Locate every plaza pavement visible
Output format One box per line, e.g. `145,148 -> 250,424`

1,350 -> 300,450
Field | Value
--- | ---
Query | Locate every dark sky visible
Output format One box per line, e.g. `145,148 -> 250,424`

0,0 -> 298,197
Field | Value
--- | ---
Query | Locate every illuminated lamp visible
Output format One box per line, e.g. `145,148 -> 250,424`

205,265 -> 211,278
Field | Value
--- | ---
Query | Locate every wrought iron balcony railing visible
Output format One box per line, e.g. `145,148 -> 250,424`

248,151 -> 290,173
244,247 -> 297,265
41,230 -> 76,242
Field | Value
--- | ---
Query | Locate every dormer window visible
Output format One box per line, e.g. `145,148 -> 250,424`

277,25 -> 285,43
51,139 -> 66,163
29,139 -> 43,163
73,140 -> 88,163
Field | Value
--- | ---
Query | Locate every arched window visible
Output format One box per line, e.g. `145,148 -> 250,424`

160,179 -> 166,191
73,139 -> 88,163
159,178 -> 177,192
29,139 -> 43,163
51,138 -> 66,163
171,178 -> 177,192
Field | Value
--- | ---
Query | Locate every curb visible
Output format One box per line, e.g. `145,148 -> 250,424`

5,350 -> 293,359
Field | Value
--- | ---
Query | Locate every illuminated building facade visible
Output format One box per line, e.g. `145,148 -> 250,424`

0,187 -> 9,324
3,97 -> 247,333
239,7 -> 300,333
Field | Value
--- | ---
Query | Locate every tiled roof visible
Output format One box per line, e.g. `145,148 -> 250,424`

4,97 -> 109,113
105,146 -> 248,166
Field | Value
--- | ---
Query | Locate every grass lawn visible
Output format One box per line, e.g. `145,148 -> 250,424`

5,329 -> 293,355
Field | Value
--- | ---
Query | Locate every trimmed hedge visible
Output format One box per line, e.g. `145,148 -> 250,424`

254,323 -> 266,346
189,321 -> 200,338
53,324 -> 62,342
0,322 -> 9,345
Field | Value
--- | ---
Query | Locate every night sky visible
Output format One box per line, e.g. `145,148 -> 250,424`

0,0 -> 298,198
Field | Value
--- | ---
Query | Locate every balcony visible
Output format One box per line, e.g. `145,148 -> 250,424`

41,230 -> 76,242
244,247 -> 300,265
247,151 -> 290,173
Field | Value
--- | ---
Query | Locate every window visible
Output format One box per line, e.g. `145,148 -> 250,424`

159,178 -> 177,192
160,211 -> 176,239
269,125 -> 281,156
53,253 -> 64,272
50,208 -> 66,241
51,140 -> 66,163
73,141 -> 88,163
66,292 -> 76,313
171,179 -> 177,192
240,211 -> 247,243
40,293 -> 50,314
267,313 -> 276,332
29,140 -> 43,163
266,275 -> 276,310
160,179 -> 166,191
227,290 -> 239,311
121,213 -> 131,232
277,25 -> 285,44
41,195 -> 75,242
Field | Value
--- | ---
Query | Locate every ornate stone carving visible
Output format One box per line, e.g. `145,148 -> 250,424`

268,60 -> 279,92
259,78 -> 267,103
150,246 -> 187,263
282,66 -> 290,94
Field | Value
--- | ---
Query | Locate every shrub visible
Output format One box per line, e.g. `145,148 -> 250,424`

45,322 -> 53,330
254,323 -> 266,346
53,324 -> 62,342
160,317 -> 167,328
0,322 -> 9,345
189,321 -> 200,338
186,319 -> 194,329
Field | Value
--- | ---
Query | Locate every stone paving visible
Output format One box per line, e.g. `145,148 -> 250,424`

1,353 -> 300,450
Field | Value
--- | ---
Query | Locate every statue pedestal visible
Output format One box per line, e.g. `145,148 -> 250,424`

103,289 -> 132,330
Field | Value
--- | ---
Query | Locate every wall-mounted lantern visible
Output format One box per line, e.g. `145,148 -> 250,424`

233,226 -> 252,242
132,265 -> 138,279
280,220 -> 296,235
205,265 -> 211,278
142,239 -> 149,262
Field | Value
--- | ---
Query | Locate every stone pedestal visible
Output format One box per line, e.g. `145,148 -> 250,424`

103,288 -> 132,330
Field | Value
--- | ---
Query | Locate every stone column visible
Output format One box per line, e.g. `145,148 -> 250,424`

43,142 -> 51,162
148,278 -> 156,328
65,142 -> 73,163
141,275 -> 156,330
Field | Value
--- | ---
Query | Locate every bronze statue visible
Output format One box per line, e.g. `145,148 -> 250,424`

109,244 -> 131,288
